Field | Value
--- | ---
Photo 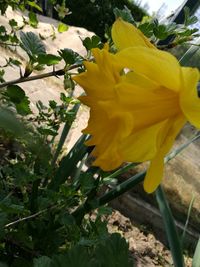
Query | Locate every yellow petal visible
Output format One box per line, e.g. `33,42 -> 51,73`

112,18 -> 155,50
116,47 -> 181,91
144,153 -> 164,194
144,115 -> 185,193
114,82 -> 179,131
121,120 -> 168,162
180,67 -> 200,128
73,48 -> 121,99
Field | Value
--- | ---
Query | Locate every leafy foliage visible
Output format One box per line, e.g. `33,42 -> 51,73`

62,0 -> 147,39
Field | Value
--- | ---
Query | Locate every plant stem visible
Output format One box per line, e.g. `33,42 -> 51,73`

0,63 -> 81,89
4,204 -> 62,228
51,102 -> 80,168
156,186 -> 185,267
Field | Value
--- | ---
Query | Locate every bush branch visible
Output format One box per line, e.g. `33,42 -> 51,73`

0,63 -> 81,89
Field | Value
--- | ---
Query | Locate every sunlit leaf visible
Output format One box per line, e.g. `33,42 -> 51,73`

37,54 -> 62,65
28,11 -> 38,28
58,23 -> 69,33
27,1 -> 42,12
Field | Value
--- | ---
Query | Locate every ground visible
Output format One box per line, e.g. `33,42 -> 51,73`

107,210 -> 192,267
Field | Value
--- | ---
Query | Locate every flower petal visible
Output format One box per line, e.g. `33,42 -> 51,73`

112,18 -> 155,50
73,48 -> 121,99
144,115 -> 186,193
180,67 -> 200,128
114,82 -> 179,131
116,47 -> 181,91
121,120 -> 168,162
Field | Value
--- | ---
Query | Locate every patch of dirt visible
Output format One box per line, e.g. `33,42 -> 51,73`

107,210 -> 192,267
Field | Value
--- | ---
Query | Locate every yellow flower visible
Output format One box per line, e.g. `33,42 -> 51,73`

73,18 -> 200,193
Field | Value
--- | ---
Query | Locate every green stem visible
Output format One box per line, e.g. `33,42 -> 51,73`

98,171 -> 145,206
181,194 -> 196,246
103,162 -> 138,179
156,186 -> 185,267
51,103 -> 80,167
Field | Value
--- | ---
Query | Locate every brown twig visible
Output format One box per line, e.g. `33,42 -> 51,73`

0,63 -> 81,89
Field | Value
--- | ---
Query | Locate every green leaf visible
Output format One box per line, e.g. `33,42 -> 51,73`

33,256 -> 52,267
7,57 -> 21,67
82,35 -> 103,51
113,6 -> 135,23
58,48 -> 82,65
58,23 -> 69,33
192,238 -> 200,267
5,85 -> 32,115
6,85 -> 25,104
153,24 -> 169,40
27,1 -> 42,12
37,54 -> 62,65
48,134 -> 89,190
15,97 -> 32,116
0,107 -> 25,136
138,22 -> 154,37
52,248 -> 91,267
20,31 -> 46,58
9,19 -> 18,28
0,26 -> 6,33
184,7 -> 198,26
94,233 -> 133,267
156,186 -> 184,267
28,11 -> 38,28
0,69 -> 5,83
79,173 -> 96,195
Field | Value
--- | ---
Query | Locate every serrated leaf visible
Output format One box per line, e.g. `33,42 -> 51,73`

28,11 -> 38,28
153,24 -> 169,39
138,22 -> 154,37
82,35 -> 102,50
94,233 -> 133,267
58,48 -> 82,65
37,54 -> 61,65
52,247 -> 91,267
20,31 -> 46,58
58,23 -> 69,33
184,7 -> 198,26
33,256 -> 52,267
113,6 -> 134,23
15,98 -> 32,116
